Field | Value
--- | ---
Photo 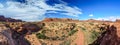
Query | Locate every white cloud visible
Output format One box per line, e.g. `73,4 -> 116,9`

89,14 -> 93,17
95,16 -> 120,21
0,0 -> 82,22
0,3 -> 4,8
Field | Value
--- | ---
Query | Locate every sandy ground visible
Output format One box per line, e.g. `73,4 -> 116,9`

25,34 -> 41,45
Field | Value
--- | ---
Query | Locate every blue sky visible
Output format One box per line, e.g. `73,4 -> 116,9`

0,0 -> 120,21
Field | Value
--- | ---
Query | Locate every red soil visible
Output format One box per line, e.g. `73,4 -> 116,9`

74,29 -> 84,45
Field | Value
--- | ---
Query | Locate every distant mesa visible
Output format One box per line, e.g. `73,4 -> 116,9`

41,18 -> 79,22
83,19 -> 114,23
85,19 -> 100,22
0,15 -> 23,22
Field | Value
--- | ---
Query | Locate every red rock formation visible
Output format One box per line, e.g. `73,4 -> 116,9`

90,24 -> 120,45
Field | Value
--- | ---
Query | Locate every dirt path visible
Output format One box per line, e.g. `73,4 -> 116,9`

74,29 -> 84,45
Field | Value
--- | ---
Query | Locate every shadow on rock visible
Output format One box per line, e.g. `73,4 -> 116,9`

90,25 -> 120,45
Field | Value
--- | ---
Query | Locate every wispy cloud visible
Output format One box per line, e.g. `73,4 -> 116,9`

89,14 -> 93,17
95,16 -> 120,21
0,0 -> 82,21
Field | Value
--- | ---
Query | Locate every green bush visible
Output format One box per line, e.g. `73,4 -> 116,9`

36,33 -> 47,39
68,30 -> 78,36
91,30 -> 100,40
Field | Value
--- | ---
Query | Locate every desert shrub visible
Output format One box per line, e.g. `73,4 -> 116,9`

36,32 -> 64,40
86,30 -> 100,44
50,37 -> 59,40
91,30 -> 100,40
89,23 -> 94,25
68,30 -> 78,36
80,27 -> 86,31
36,33 -> 47,39
60,40 -> 71,45
58,36 -> 65,40
41,30 -> 46,34
41,42 -> 47,45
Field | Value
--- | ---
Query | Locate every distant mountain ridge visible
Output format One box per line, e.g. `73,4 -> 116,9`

0,15 -> 23,22
41,18 -> 115,22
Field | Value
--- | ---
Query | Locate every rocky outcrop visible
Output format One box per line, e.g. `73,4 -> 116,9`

90,24 -> 120,45
0,33 -> 9,45
0,15 -> 23,22
116,19 -> 120,23
9,23 -> 43,35
0,24 -> 30,45
19,23 -> 41,34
